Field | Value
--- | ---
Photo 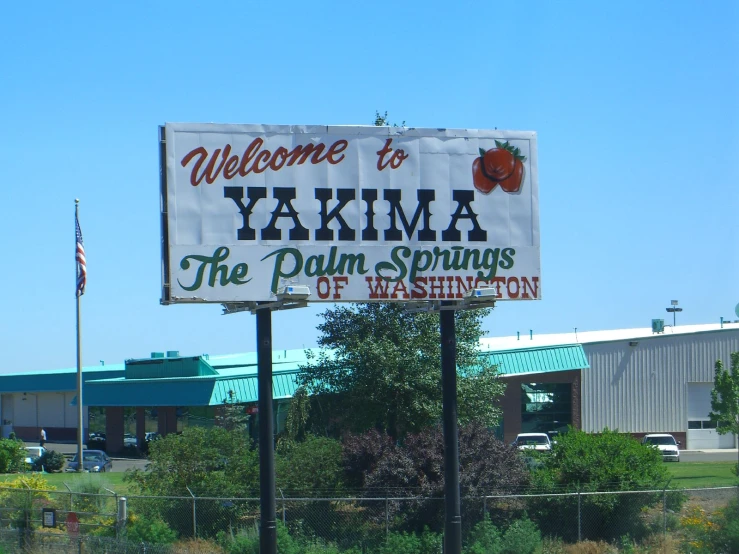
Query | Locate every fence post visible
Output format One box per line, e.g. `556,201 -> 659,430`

187,486 -> 197,538
63,482 -> 73,511
117,497 -> 127,537
279,488 -> 286,525
577,488 -> 582,542
385,497 -> 389,536
662,482 -> 668,540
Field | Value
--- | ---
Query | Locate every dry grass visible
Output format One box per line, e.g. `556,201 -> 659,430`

169,538 -> 226,553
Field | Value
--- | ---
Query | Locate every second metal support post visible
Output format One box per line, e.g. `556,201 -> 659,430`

440,306 -> 462,554
257,308 -> 277,554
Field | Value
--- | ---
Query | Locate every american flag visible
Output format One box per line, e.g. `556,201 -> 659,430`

75,215 -> 86,296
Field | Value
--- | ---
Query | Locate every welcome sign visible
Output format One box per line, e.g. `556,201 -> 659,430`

160,123 -> 540,304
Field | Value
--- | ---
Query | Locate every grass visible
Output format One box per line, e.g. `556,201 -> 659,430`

0,471 -> 133,493
666,461 -> 739,488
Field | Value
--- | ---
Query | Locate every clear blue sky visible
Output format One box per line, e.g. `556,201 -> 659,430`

2,1 -> 737,373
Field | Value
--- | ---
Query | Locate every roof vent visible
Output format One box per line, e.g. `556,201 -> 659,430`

651,319 -> 665,334
151,352 -> 165,359
166,350 -> 180,358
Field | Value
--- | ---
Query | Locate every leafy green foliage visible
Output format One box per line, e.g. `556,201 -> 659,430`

464,516 -> 541,554
284,386 -> 310,442
126,426 -> 260,538
539,427 -> 669,491
216,389 -> 251,434
500,517 -> 541,554
376,529 -> 441,554
464,516 -> 502,554
299,303 -> 503,439
276,434 -> 344,495
710,352 -> 739,475
0,438 -> 24,473
529,428 -> 675,542
126,517 -> 178,544
35,450 -> 65,472
374,111 -> 405,128
127,426 -> 259,497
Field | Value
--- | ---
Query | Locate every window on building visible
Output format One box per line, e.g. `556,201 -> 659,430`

688,420 -> 718,430
521,383 -> 572,434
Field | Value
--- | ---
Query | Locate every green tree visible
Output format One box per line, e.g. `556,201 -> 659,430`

299,303 -> 503,439
215,389 -> 250,433
709,352 -> 739,475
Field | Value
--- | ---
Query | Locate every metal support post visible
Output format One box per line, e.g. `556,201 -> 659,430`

440,306 -> 461,554
257,307 -> 277,554
577,490 -> 582,542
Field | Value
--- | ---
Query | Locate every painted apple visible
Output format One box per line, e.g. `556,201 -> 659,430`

482,148 -> 515,181
498,158 -> 524,193
472,157 -> 496,194
472,141 -> 526,195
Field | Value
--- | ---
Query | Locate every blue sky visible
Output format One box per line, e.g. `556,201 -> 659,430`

2,1 -> 737,373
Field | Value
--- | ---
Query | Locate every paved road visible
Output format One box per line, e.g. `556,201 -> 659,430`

42,443 -> 739,471
44,443 -> 149,473
680,450 -> 738,463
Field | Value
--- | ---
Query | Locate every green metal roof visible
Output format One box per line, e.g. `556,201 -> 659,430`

3,345 -> 587,407
84,370 -> 301,407
482,344 -> 589,376
125,356 -> 218,379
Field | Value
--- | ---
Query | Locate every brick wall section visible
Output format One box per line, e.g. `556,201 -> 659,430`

158,406 -> 178,436
105,406 -> 125,455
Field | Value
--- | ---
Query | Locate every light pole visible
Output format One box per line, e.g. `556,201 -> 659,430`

666,300 -> 682,327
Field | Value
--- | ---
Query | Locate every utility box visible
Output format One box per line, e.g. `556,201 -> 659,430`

652,319 -> 665,334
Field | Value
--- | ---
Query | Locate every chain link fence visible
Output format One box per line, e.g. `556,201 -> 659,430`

0,485 -> 736,551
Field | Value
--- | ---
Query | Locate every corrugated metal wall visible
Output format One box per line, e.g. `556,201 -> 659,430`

581,329 -> 739,433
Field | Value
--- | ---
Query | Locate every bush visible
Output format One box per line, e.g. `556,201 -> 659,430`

0,438 -> 25,473
376,529 -> 441,554
34,450 -> 65,472
126,516 -> 177,544
682,498 -> 739,554
465,516 -> 502,554
276,434 -> 345,494
529,428 -> 678,542
501,517 -> 541,554
344,421 -> 529,535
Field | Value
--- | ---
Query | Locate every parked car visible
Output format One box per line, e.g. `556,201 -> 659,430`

24,446 -> 47,467
123,434 -> 137,448
641,434 -> 680,462
513,432 -> 552,452
65,450 -> 113,472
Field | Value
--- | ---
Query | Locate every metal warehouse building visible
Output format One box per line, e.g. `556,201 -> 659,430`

1,322 -> 737,453
483,322 -> 739,448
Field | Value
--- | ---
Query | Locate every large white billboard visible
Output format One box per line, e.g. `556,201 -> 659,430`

160,123 -> 539,304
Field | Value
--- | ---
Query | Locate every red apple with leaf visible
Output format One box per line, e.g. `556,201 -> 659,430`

472,141 -> 526,194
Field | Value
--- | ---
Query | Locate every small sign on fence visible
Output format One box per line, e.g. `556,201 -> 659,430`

42,508 -> 55,528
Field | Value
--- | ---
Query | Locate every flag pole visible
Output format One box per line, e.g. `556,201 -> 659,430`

75,199 -> 84,471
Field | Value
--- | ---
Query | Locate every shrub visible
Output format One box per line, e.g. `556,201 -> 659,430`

376,529 -> 441,554
344,421 -> 529,535
0,438 -> 25,473
529,428 -> 679,542
682,498 -> 739,554
465,516 -> 502,554
34,450 -> 65,472
501,516 -> 541,554
126,516 -> 177,544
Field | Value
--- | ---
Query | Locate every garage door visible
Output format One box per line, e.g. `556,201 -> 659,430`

687,383 -> 735,449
